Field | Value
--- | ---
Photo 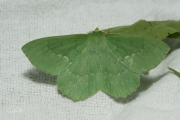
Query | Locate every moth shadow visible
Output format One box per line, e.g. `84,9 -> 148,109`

163,38 -> 180,56
23,69 -> 73,100
23,68 -> 57,85
111,72 -> 169,104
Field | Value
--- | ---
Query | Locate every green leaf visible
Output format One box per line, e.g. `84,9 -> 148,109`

168,67 -> 180,78
22,28 -> 169,101
107,20 -> 180,40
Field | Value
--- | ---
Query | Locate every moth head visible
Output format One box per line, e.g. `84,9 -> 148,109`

94,28 -> 100,33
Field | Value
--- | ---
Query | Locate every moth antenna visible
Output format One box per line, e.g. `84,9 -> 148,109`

101,28 -> 109,34
86,30 -> 93,34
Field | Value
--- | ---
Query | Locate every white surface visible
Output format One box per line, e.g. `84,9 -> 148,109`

1,0 -> 180,120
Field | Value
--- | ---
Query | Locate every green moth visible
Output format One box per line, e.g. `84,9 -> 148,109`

22,20 -> 180,101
